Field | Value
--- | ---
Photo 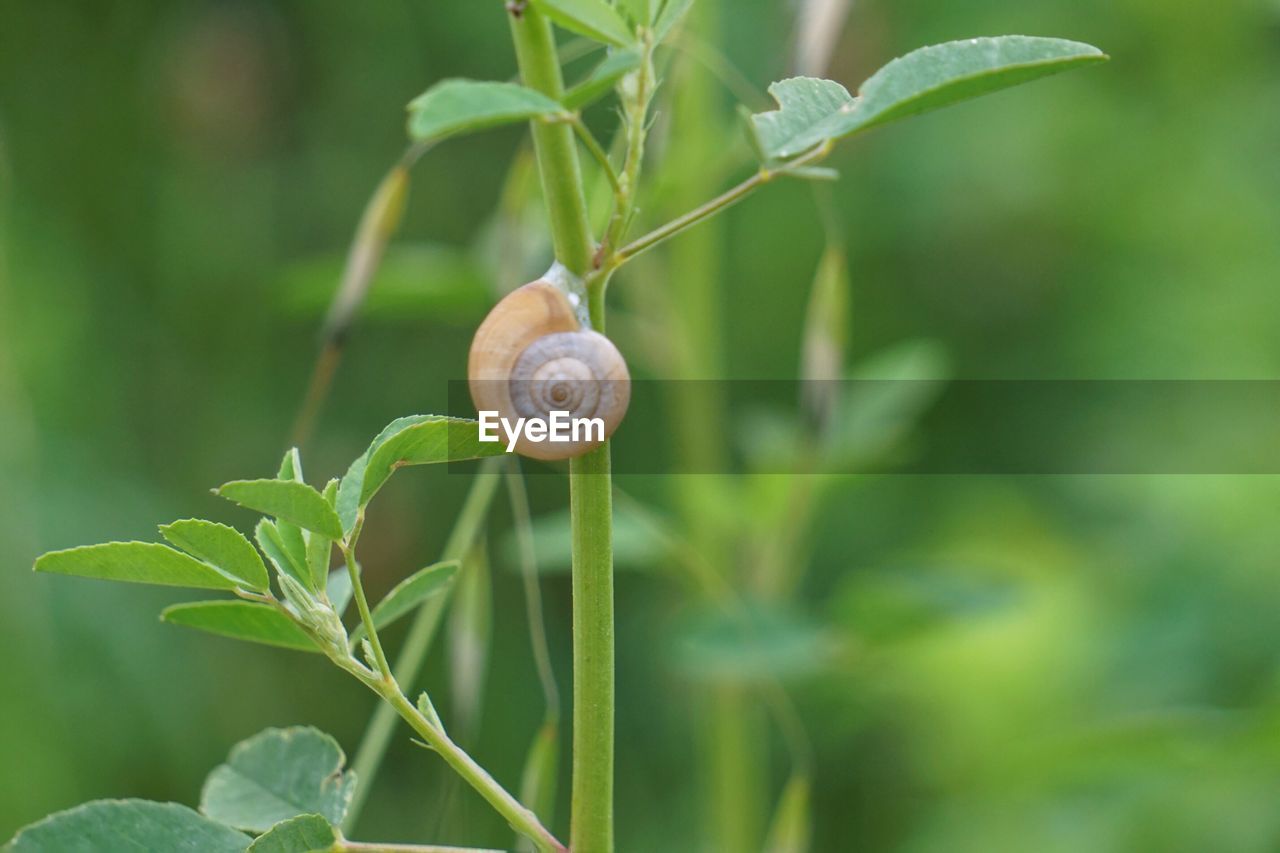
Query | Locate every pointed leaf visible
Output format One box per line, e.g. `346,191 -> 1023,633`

7,800 -> 251,853
763,775 -> 812,853
200,727 -> 356,832
326,566 -> 354,616
408,80 -> 567,142
247,814 -> 337,853
256,519 -> 313,591
515,721 -> 559,853
534,0 -> 634,47
162,601 -> 319,653
337,415 -> 505,533
218,480 -> 344,541
563,49 -> 642,110
350,561 -> 459,643
752,36 -> 1107,159
34,542 -> 241,591
653,0 -> 694,42
160,519 -> 270,593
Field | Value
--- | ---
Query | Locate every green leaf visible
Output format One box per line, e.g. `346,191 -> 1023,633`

350,561 -> 459,643
200,727 -> 356,833
515,721 -> 559,853
247,814 -> 336,853
534,0 -> 634,47
162,601 -> 319,653
326,566 -> 354,616
672,604 -> 838,683
304,483 -> 338,590
278,447 -> 304,481
256,519 -> 312,591
615,0 -> 651,26
408,80 -> 567,143
763,775 -> 812,853
160,519 -> 270,593
7,800 -> 251,853
751,36 -> 1107,159
653,0 -> 694,42
563,49 -> 642,110
337,415 -> 505,533
218,480 -> 344,541
34,542 -> 242,591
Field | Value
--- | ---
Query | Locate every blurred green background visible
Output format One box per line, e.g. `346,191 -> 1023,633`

3,1 -> 1280,851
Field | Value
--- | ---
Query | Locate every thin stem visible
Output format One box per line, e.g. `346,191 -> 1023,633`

613,142 -> 834,266
568,116 -> 623,196
369,683 -> 566,853
506,460 -> 561,721
345,461 -> 503,832
600,32 -> 656,261
343,539 -> 391,680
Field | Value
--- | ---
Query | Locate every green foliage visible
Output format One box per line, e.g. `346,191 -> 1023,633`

34,542 -> 244,591
751,37 -> 1106,160
534,0 -> 635,48
408,80 -> 567,143
247,814 -> 336,853
763,775 -> 812,853
516,721 -> 560,853
200,728 -> 356,833
563,49 -> 643,110
218,480 -> 344,542
349,560 -> 459,643
7,800 -> 251,853
161,601 -> 320,653
674,605 -> 837,683
160,519 -> 271,594
652,0 -> 692,41
336,415 -> 505,533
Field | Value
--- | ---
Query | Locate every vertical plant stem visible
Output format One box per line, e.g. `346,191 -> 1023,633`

509,7 -> 615,851
345,461 -> 503,832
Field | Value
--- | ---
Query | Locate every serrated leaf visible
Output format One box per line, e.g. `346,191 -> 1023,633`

34,542 -> 242,591
349,561 -> 459,644
336,416 -> 505,533
653,0 -> 694,42
535,0 -> 634,47
408,80 -> 567,143
162,601 -> 319,653
256,519 -> 312,591
219,480 -> 344,541
247,814 -> 336,853
160,519 -> 270,593
7,800 -> 251,853
201,727 -> 356,833
752,36 -> 1107,159
563,49 -> 642,110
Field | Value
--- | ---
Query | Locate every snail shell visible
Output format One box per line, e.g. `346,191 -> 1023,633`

468,280 -> 630,460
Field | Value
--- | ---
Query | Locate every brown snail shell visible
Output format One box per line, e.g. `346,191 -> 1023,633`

468,280 -> 630,460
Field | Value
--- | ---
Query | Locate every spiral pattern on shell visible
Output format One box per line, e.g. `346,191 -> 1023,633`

468,281 -> 630,460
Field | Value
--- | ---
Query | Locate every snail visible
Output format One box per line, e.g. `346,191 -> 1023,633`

468,278 -> 630,460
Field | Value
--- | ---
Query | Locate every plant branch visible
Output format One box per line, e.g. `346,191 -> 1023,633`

612,142 -> 833,266
344,461 -> 503,831
568,116 -> 623,196
342,538 -> 392,680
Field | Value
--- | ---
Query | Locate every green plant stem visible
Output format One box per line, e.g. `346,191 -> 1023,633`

343,539 -> 392,679
509,7 -> 616,852
613,141 -> 833,266
367,682 -> 566,853
568,116 -> 623,196
509,5 -> 595,276
345,461 -> 503,832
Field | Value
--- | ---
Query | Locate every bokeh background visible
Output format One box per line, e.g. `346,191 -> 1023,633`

3,1 -> 1280,851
